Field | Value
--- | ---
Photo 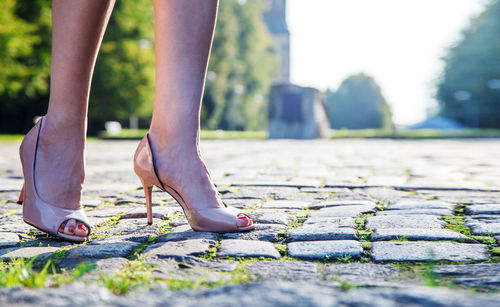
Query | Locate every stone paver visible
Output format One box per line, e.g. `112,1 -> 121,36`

250,209 -> 298,225
288,223 -> 358,241
0,246 -> 60,261
248,261 -> 318,281
371,242 -> 489,262
260,200 -> 311,209
66,242 -> 141,259
156,225 -> 219,242
3,139 -> 500,303
376,209 -> 454,216
325,263 -> 402,286
308,205 -> 376,218
465,204 -> 500,215
144,239 -> 215,260
466,215 -> 500,235
433,263 -> 500,289
221,224 -> 286,242
217,239 -> 280,259
288,240 -> 363,260
366,215 -> 446,230
309,200 -> 377,209
0,232 -> 19,248
387,200 -> 455,210
370,228 -> 474,242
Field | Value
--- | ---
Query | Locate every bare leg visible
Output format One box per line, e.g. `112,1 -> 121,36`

149,0 -> 251,227
37,0 -> 115,236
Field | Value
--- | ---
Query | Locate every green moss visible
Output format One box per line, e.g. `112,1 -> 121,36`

90,213 -> 124,240
99,258 -> 154,295
0,209 -> 19,218
442,216 -> 471,236
274,243 -> 287,256
295,209 -> 313,220
471,236 -> 496,245
358,230 -> 372,241
491,247 -> 500,255
390,236 -> 409,242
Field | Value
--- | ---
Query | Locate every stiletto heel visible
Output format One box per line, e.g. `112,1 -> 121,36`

17,184 -> 25,205
141,180 -> 154,225
134,133 -> 255,233
19,117 -> 91,242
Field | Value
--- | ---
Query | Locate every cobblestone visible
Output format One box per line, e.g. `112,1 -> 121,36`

371,242 -> 489,262
3,139 -> 500,303
370,228 -> 474,242
288,240 -> 364,260
217,239 -> 281,259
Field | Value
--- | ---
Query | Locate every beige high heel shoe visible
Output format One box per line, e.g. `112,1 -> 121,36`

134,133 -> 255,232
18,117 -> 91,242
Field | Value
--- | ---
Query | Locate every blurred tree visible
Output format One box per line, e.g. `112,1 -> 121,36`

437,0 -> 500,128
89,0 -> 155,133
326,74 -> 393,129
0,0 -> 51,133
203,0 -> 276,130
0,0 -> 274,134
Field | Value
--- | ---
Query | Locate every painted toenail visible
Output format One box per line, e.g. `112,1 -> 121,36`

78,224 -> 86,231
68,228 -> 74,234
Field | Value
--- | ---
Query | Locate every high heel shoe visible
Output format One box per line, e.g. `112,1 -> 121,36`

134,133 -> 255,232
19,117 -> 91,242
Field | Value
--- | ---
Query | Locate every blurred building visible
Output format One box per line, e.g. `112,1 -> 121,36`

263,0 -> 290,83
268,84 -> 330,139
263,0 -> 330,139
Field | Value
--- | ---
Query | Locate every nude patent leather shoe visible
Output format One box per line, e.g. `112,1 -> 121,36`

134,133 -> 255,232
18,117 -> 91,242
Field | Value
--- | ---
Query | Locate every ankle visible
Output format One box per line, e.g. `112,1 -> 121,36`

148,127 -> 199,155
39,116 -> 86,146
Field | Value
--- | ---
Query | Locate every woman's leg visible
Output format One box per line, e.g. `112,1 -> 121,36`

37,0 -> 115,236
149,0 -> 251,227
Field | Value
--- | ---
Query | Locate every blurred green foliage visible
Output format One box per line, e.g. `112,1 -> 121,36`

0,0 -> 275,134
326,74 -> 393,130
437,0 -> 500,128
89,0 -> 156,133
203,0 -> 276,131
0,0 -> 51,133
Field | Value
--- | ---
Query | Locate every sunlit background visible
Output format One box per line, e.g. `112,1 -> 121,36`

1,0 -> 500,138
288,0 -> 489,126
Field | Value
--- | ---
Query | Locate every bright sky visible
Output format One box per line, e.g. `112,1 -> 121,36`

288,0 -> 489,126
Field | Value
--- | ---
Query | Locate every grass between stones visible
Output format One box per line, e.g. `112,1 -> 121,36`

442,202 -> 498,261
89,214 -> 125,240
0,258 -> 95,288
98,256 -> 253,295
355,212 -> 375,263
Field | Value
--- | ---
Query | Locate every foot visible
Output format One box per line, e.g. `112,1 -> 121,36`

147,131 -> 253,228
35,118 -> 89,238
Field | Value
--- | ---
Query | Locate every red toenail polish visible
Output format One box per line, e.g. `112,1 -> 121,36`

238,215 -> 248,219
68,228 -> 74,234
78,224 -> 86,231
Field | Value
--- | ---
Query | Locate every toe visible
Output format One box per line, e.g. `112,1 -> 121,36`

64,219 -> 77,236
75,222 -> 88,237
59,221 -> 67,233
236,214 -> 253,227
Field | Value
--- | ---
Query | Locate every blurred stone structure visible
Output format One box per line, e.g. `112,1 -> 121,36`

264,1 -> 329,139
263,0 -> 290,83
268,84 -> 330,139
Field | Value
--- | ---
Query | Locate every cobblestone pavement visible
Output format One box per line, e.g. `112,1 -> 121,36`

2,139 -> 500,306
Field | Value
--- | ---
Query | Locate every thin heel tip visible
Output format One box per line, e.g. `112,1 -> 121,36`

17,201 -> 23,205
147,221 -> 153,226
